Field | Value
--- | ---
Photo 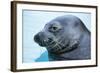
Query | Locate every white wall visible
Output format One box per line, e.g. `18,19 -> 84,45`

0,0 -> 99,73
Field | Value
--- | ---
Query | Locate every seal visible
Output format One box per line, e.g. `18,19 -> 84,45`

34,15 -> 91,61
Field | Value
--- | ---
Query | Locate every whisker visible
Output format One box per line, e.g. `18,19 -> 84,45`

56,39 -> 65,48
53,41 -> 62,51
57,44 -> 62,50
45,36 -> 67,52
53,44 -> 61,52
50,38 -> 63,50
52,43 -> 58,48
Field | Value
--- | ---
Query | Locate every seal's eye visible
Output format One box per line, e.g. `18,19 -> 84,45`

50,26 -> 58,32
49,22 -> 62,32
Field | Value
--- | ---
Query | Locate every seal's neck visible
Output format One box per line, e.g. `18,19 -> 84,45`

47,42 -> 79,61
47,32 -> 90,61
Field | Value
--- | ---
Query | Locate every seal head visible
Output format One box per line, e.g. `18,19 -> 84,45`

34,15 -> 91,61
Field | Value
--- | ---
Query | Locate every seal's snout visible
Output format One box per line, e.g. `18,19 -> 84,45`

34,32 -> 43,44
34,33 -> 40,43
34,32 -> 53,46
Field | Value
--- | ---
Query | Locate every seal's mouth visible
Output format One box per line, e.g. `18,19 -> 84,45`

34,35 -> 54,47
34,33 -> 79,54
34,34 -> 70,53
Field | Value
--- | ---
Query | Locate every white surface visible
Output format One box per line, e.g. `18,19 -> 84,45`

22,5 -> 91,63
15,0 -> 98,6
0,0 -> 99,73
17,3 -> 96,69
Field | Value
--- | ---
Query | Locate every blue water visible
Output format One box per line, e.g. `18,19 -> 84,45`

35,51 -> 49,62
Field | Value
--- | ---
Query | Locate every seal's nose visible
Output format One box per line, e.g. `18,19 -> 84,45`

34,32 -> 45,43
34,32 -> 53,44
34,33 -> 40,43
